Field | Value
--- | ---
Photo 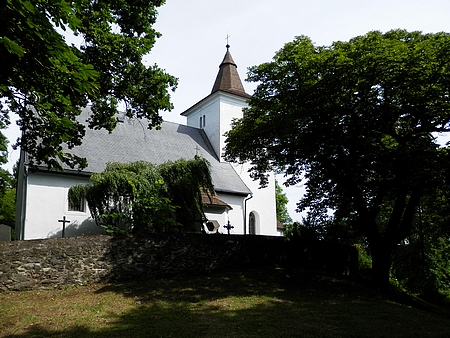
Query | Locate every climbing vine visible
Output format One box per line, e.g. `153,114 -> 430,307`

69,158 -> 214,235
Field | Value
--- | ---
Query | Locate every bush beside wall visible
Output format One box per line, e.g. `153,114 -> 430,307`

0,234 -> 358,292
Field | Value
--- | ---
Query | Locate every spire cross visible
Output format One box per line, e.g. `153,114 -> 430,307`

225,33 -> 230,49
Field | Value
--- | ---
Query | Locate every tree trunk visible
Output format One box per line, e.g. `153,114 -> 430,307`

370,239 -> 394,290
365,191 -> 420,290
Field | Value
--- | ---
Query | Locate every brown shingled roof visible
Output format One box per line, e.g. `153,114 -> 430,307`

277,220 -> 286,231
202,192 -> 232,210
211,47 -> 252,99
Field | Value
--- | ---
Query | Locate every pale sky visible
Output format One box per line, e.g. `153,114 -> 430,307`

4,0 -> 450,221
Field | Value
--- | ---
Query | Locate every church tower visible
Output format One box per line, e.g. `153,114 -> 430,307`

181,45 -> 278,236
181,45 -> 251,161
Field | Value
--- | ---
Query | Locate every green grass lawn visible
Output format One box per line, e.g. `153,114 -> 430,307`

1,267 -> 450,337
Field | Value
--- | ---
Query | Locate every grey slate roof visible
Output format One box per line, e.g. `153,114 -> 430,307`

61,107 -> 251,196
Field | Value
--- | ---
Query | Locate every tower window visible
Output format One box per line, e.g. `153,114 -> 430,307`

200,115 -> 206,129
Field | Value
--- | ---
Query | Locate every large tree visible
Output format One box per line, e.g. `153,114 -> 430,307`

0,0 -> 177,170
224,30 -> 450,288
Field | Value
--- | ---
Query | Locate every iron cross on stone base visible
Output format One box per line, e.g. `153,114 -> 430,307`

58,216 -> 70,238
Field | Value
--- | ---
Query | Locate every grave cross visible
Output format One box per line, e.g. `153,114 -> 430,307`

223,220 -> 234,235
58,216 -> 70,238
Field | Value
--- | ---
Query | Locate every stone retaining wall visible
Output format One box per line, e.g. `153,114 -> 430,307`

0,234 -> 358,292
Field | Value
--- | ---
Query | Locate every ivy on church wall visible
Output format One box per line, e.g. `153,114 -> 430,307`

69,158 -> 214,235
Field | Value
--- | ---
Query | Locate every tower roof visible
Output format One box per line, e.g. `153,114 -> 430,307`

211,46 -> 251,98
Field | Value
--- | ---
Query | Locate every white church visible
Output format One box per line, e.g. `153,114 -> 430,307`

15,46 -> 280,240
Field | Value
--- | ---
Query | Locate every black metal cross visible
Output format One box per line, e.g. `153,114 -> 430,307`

223,220 -> 234,235
58,216 -> 70,238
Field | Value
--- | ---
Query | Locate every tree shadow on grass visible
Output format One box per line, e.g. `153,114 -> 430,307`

4,268 -> 450,338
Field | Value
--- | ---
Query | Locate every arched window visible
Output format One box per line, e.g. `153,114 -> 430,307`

249,212 -> 256,235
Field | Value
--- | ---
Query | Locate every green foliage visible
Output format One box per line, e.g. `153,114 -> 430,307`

0,159 -> 16,230
391,189 -> 450,295
275,180 -> 292,227
284,218 -> 317,240
158,157 -> 214,231
71,161 -> 176,234
0,0 -> 177,170
0,167 -> 12,197
0,188 -> 16,228
69,158 -> 213,235
0,112 -> 11,194
355,244 -> 372,271
283,222 -> 297,238
225,30 -> 450,287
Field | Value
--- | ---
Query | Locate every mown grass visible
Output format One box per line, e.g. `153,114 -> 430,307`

1,267 -> 450,337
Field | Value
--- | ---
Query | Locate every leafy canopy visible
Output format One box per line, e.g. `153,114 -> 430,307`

0,0 -> 177,170
225,30 -> 450,286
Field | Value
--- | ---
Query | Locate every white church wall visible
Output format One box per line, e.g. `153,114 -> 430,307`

185,95 -> 221,158
215,94 -> 278,236
203,206 -> 228,234
216,193 -> 246,234
218,94 -> 247,160
24,172 -> 101,240
232,162 -> 278,236
21,166 -> 276,238
185,92 -> 248,161
186,91 -> 278,236
23,172 -> 253,239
